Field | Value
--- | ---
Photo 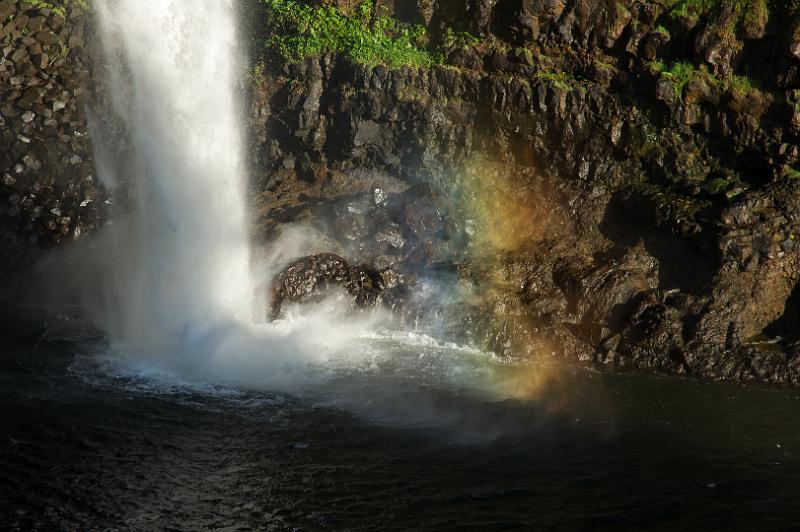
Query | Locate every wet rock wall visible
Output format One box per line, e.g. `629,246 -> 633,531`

0,1 -> 100,279
249,0 -> 800,384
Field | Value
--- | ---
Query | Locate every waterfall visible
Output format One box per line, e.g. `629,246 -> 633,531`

81,0 -> 498,411
53,1 -> 533,424
81,0 -> 375,388
92,0 -> 253,357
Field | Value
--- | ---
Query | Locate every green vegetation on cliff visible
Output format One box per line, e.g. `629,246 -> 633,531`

262,0 -> 437,68
648,59 -> 764,104
665,0 -> 715,24
663,0 -> 770,41
649,60 -> 699,97
22,0 -> 89,16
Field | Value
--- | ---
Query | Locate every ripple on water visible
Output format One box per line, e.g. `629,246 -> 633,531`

5,320 -> 800,530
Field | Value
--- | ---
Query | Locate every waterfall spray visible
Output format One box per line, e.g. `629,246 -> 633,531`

80,0 -> 377,385
92,0 -> 253,357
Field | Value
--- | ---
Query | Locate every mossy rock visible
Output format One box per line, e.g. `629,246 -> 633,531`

628,183 -> 714,227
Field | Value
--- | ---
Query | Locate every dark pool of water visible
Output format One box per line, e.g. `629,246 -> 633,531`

2,318 -> 800,530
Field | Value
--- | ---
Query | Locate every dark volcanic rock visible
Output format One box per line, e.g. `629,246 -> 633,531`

246,0 -> 800,385
268,253 -> 382,320
0,1 -> 101,280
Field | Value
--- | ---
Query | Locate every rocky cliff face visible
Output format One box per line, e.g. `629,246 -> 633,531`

249,0 -> 800,384
4,0 -> 800,385
0,1 -> 101,278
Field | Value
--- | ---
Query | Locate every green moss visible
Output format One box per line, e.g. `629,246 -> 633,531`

791,1 -> 800,42
666,0 -> 715,24
632,183 -> 713,220
495,72 -> 534,92
648,60 -> 712,97
592,54 -> 619,78
700,171 -> 747,195
789,90 -> 800,115
519,47 -> 535,65
594,54 -> 615,69
723,73 -> 759,99
23,0 -> 66,15
442,28 -> 482,49
742,0 -> 769,36
653,24 -> 671,39
663,0 -> 770,41
662,61 -> 698,96
536,70 -> 585,91
786,167 -> 800,179
703,177 -> 732,194
456,34 -> 514,55
22,0 -> 89,16
262,0 -> 437,68
648,59 -> 763,101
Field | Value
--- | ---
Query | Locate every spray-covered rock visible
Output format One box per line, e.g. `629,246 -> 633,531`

268,252 -> 384,319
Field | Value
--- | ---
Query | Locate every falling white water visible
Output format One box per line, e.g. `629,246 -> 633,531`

92,0 -> 253,357
83,0 -> 382,384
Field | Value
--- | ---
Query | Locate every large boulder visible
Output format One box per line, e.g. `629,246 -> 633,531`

268,252 -> 383,319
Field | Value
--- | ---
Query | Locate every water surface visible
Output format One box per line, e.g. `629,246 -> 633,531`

2,319 -> 799,530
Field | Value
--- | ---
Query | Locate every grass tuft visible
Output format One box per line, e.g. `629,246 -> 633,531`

649,60 -> 705,97
535,70 -> 584,91
653,25 -> 671,39
262,0 -> 437,68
